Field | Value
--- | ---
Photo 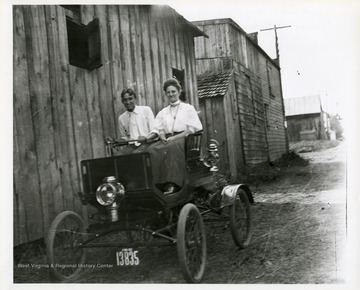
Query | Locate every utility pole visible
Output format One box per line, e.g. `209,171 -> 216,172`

260,24 -> 291,152
260,25 -> 291,65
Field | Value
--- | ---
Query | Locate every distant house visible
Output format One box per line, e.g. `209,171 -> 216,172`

284,95 -> 328,141
194,18 -> 288,176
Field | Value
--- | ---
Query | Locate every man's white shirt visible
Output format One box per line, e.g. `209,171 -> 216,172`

118,106 -> 155,140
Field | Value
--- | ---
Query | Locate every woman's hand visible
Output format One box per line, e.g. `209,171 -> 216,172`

166,135 -> 177,142
159,134 -> 167,143
167,130 -> 193,142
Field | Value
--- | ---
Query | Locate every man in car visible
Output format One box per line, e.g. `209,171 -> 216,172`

117,88 -> 155,153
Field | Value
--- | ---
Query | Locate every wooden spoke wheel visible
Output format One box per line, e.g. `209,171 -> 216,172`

177,203 -> 206,283
46,211 -> 87,282
229,188 -> 253,248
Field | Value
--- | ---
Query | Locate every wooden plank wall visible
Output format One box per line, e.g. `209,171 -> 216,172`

199,75 -> 246,178
13,4 -> 201,245
13,5 -> 43,245
258,55 -> 287,161
224,75 -> 246,175
228,22 -> 269,164
199,97 -> 230,175
194,22 -> 241,175
233,61 -> 268,164
195,20 -> 269,166
229,22 -> 286,164
194,23 -> 231,60
195,58 -> 233,75
227,22 -> 269,165
194,20 -> 287,166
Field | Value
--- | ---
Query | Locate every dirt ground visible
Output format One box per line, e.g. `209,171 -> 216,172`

14,141 -> 347,284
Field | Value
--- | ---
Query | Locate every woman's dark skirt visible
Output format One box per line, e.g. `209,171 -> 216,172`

135,137 -> 186,191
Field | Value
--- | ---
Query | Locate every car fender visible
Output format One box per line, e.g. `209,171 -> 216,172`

220,184 -> 254,208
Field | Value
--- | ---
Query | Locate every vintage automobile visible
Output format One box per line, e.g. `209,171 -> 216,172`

46,132 -> 254,283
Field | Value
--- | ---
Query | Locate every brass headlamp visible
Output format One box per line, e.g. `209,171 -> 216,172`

96,176 -> 125,221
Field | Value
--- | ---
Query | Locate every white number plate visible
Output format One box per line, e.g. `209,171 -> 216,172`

116,248 -> 140,266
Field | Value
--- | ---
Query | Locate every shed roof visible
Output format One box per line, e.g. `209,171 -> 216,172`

197,70 -> 233,99
284,95 -> 323,116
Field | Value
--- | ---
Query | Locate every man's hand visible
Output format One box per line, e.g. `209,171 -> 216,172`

137,136 -> 147,142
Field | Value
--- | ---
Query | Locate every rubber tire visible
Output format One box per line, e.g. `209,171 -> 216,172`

46,210 -> 87,282
229,188 -> 253,248
177,203 -> 206,283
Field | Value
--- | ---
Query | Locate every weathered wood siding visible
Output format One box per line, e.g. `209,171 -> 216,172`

194,18 -> 288,169
194,58 -> 233,75
198,72 -> 246,177
226,22 -> 269,165
222,76 -> 245,175
259,56 -> 287,161
195,19 -> 269,168
199,96 -> 230,174
233,62 -> 268,164
13,5 -> 201,245
194,20 -> 259,73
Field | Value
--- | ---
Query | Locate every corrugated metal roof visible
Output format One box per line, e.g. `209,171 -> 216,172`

284,95 -> 323,116
197,70 -> 233,99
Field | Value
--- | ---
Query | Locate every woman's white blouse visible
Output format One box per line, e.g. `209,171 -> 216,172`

153,102 -> 203,135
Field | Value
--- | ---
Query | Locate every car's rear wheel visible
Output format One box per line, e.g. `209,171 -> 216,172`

229,189 -> 253,248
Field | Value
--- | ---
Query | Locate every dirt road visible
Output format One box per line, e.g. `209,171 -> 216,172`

242,141 -> 347,283
14,142 -> 347,283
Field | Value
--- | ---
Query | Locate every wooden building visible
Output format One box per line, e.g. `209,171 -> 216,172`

284,95 -> 328,141
13,4 -> 206,246
193,19 -> 288,177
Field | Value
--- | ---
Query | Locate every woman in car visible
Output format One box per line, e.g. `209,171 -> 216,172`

144,78 -> 203,194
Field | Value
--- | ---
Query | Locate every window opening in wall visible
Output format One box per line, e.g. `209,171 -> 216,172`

172,68 -> 186,101
61,5 -> 81,22
245,74 -> 256,124
63,6 -> 102,71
